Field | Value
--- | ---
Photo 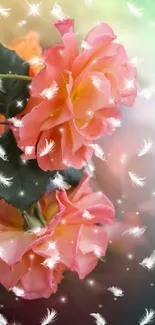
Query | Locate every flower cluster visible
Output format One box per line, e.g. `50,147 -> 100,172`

0,17 -> 137,299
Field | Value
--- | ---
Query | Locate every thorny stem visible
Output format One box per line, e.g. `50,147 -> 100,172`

0,73 -> 32,81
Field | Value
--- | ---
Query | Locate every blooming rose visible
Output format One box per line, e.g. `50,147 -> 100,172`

17,19 -> 137,171
0,174 -> 115,299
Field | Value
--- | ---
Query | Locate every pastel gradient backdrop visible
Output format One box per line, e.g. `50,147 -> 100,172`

0,1 -> 155,324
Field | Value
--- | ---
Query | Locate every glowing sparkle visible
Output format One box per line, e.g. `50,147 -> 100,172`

21,159 -> 28,165
47,241 -> 57,251
18,190 -> 25,197
124,78 -> 136,90
59,127 -> 64,133
109,98 -> 115,104
127,254 -> 133,260
59,295 -> 67,303
87,279 -> 95,287
16,100 -> 23,108
98,304 -> 103,308
27,2 -> 41,16
29,253 -> 35,260
117,199 -> 122,204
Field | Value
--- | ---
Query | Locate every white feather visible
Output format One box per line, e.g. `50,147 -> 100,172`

11,286 -> 25,297
106,117 -> 122,128
90,313 -> 107,325
82,209 -> 95,220
122,226 -> 146,238
53,172 -> 71,190
140,251 -> 155,270
0,79 -> 5,92
138,139 -> 153,157
139,309 -> 155,325
0,5 -> 11,18
50,3 -> 68,21
39,139 -> 55,157
0,173 -> 13,187
127,2 -> 144,18
0,146 -> 8,161
41,309 -> 57,325
40,81 -> 59,100
107,286 -> 124,297
0,313 -> 8,325
128,171 -> 146,187
8,117 -> 23,128
85,160 -> 96,177
89,144 -> 105,161
85,0 -> 93,7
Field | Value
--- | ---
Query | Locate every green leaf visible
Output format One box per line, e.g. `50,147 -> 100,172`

0,44 -> 30,118
0,130 -> 51,211
60,167 -> 84,186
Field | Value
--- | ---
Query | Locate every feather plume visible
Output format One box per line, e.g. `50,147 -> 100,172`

122,226 -> 146,238
40,81 -> 59,100
0,313 -> 8,325
8,117 -> 23,128
127,2 -> 144,18
39,139 -> 55,157
0,145 -> 8,161
138,139 -> 153,157
0,5 -> 11,18
50,3 -> 68,20
53,172 -> 71,190
0,173 -> 13,187
107,286 -> 124,297
128,171 -> 146,187
89,144 -> 105,161
140,251 -> 155,270
90,313 -> 106,325
41,309 -> 57,325
139,309 -> 155,325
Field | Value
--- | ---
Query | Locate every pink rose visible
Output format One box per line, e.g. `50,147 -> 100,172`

16,18 -> 137,171
0,175 -> 115,299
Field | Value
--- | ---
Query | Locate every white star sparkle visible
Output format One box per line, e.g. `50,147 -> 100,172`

27,2 -> 41,16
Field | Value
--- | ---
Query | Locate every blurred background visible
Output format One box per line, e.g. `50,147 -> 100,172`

0,0 -> 155,324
